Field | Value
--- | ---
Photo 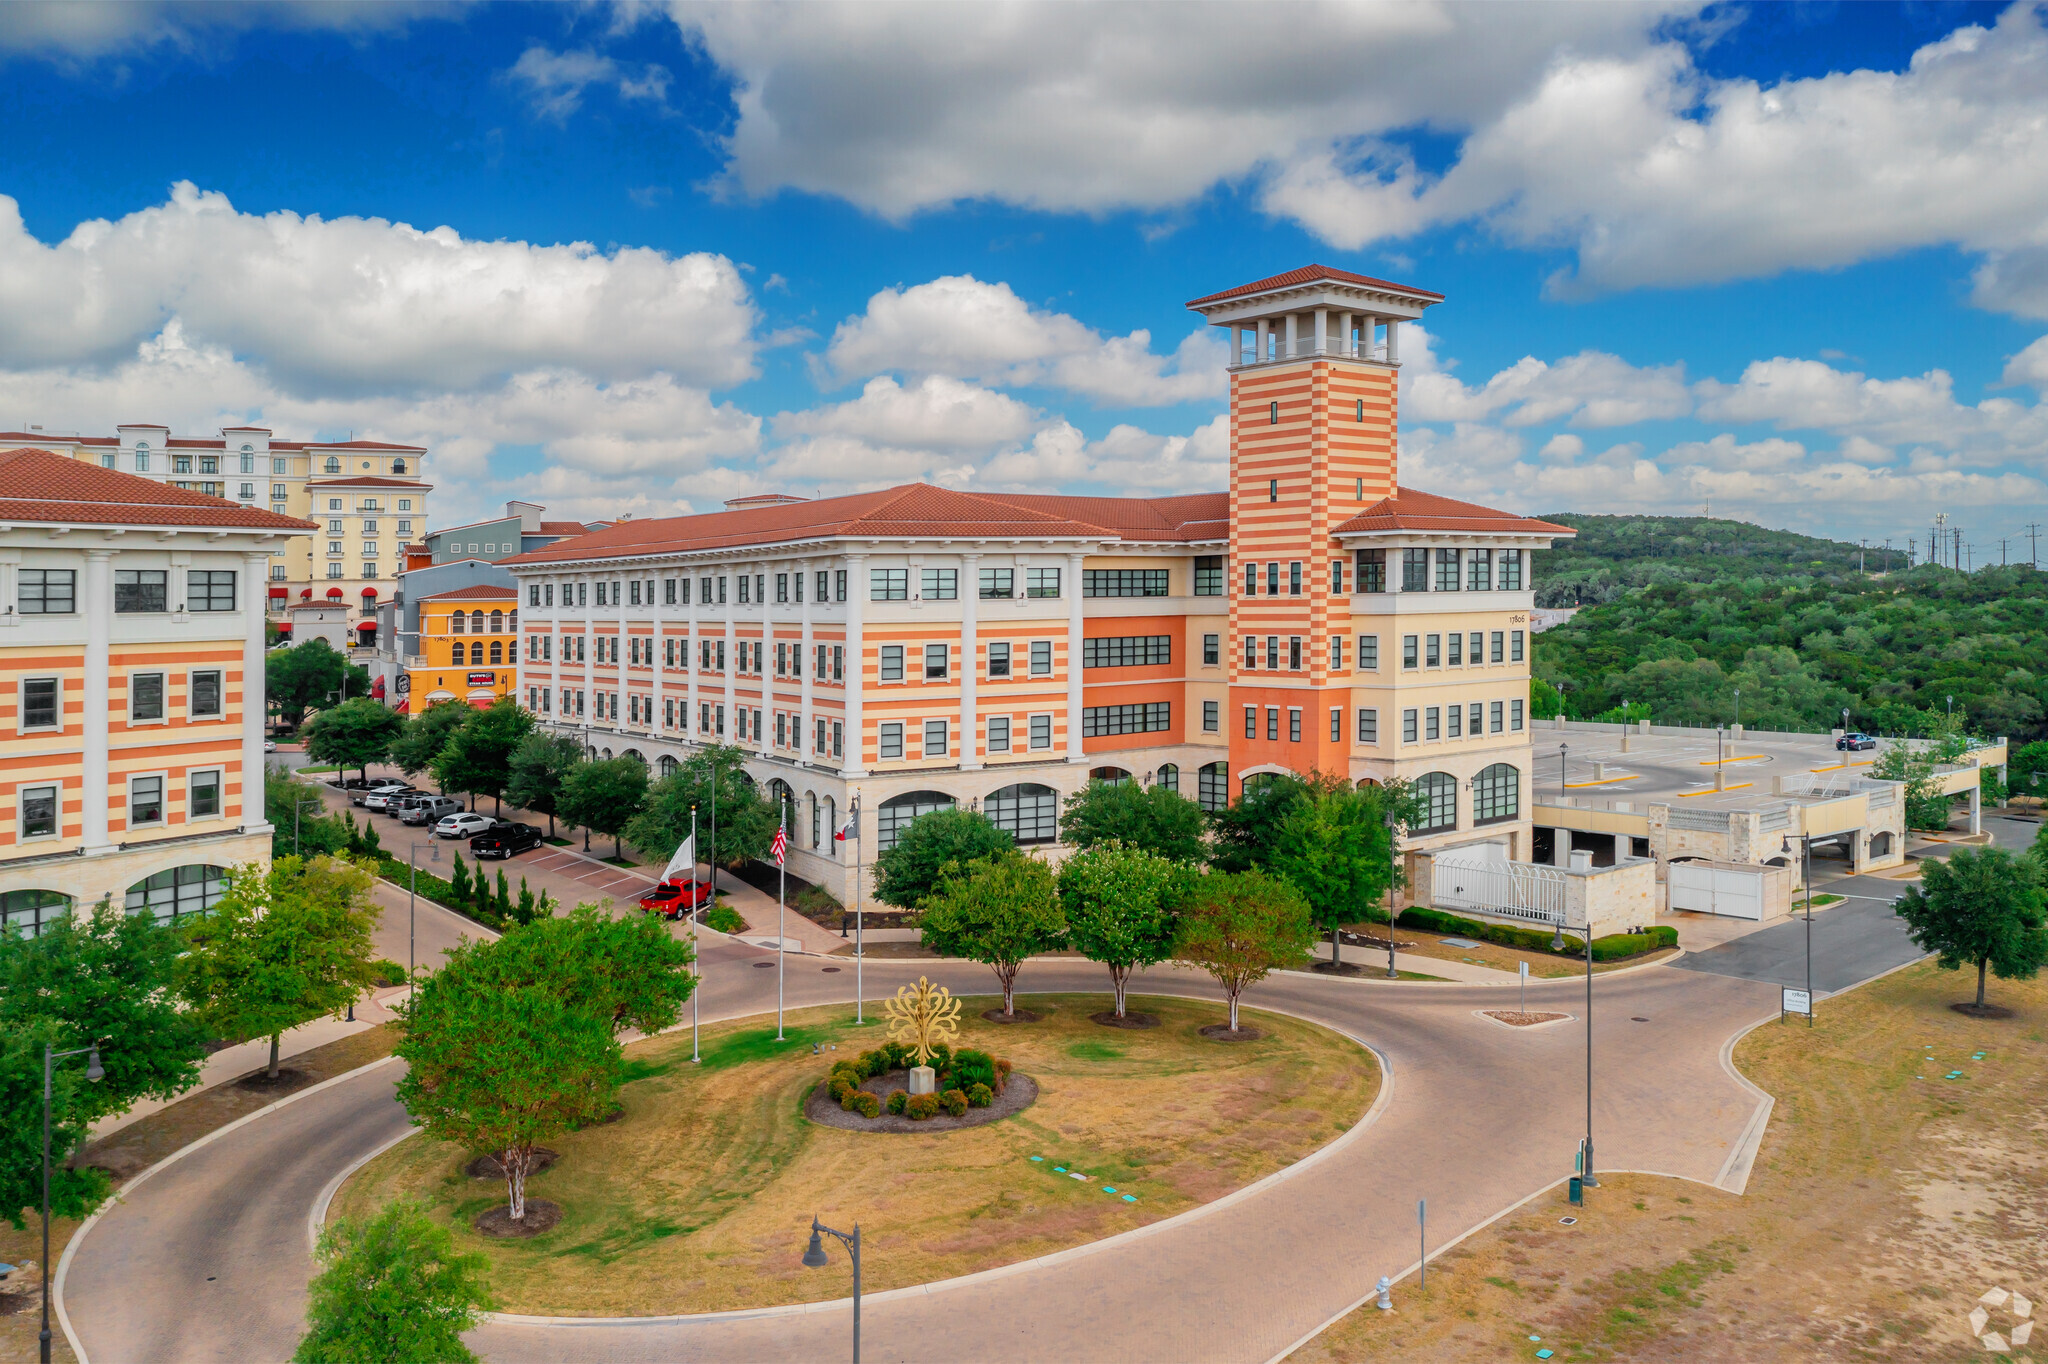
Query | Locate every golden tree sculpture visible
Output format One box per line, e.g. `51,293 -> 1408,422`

883,976 -> 963,1066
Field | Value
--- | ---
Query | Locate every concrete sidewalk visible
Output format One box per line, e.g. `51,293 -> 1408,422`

1318,938 -> 1524,984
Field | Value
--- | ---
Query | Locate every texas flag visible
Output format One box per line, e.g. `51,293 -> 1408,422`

834,816 -> 858,843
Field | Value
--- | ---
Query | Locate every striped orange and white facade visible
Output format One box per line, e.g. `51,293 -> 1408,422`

0,449 -> 313,935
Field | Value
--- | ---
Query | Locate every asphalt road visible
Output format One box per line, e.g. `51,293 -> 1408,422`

1669,874 -> 1921,993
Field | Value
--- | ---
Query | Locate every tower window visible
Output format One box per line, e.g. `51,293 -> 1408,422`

1269,402 -> 1278,424
1356,398 -> 1364,422
1268,479 -> 1278,503
1356,477 -> 1363,499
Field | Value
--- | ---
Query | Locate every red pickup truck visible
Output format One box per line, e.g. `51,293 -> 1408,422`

637,878 -> 715,920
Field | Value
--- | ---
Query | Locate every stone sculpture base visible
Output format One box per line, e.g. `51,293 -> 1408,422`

908,1065 -> 936,1095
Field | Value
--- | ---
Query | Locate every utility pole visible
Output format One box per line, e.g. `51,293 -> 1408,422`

1858,538 -> 1866,574
1882,538 -> 1892,574
2027,522 -> 2042,569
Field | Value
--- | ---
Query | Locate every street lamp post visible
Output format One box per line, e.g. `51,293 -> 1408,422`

690,803 -> 700,1064
1802,834 -> 1814,1029
1581,910 -> 1596,1186
42,1043 -> 104,1364
407,841 -> 440,980
802,1216 -> 862,1363
1384,803 -> 1399,979
1559,742 -> 1569,795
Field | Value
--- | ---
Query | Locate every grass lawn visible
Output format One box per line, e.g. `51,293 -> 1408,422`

1289,957 -> 2048,1362
333,992 -> 1378,1317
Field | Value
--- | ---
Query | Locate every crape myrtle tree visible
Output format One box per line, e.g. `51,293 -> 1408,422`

302,696 -> 405,787
1059,780 -> 1207,864
919,851 -> 1066,1017
506,732 -> 583,839
1896,846 -> 2048,1014
294,1199 -> 495,1364
1058,841 -> 1189,1019
560,756 -> 649,860
1175,870 -> 1316,1032
873,807 -> 1014,909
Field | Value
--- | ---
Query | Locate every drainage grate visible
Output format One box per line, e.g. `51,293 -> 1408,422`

752,961 -> 773,969
821,966 -> 842,973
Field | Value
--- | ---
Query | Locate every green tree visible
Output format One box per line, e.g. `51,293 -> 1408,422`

1530,675 -> 1569,720
294,1199 -> 495,1364
175,856 -> 383,1079
1060,780 -> 1206,863
506,731 -> 583,838
431,698 -> 533,814
1265,781 -> 1410,968
1205,771 -> 1313,873
389,701 -> 471,789
462,903 -> 694,1038
624,745 -> 776,869
0,1018 -> 108,1228
302,697 -> 405,786
1873,730 -> 1973,831
1175,870 -> 1316,1031
1058,842 -> 1188,1018
0,905 -> 208,1129
2010,740 -> 2048,804
559,757 -> 649,860
265,765 -> 351,860
918,852 -> 1065,1016
1895,846 -> 2048,1012
267,639 -> 367,732
873,807 -> 1014,909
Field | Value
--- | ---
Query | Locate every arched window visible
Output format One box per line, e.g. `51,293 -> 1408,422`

1414,772 -> 1458,834
488,640 -> 503,665
470,610 -> 485,633
1089,766 -> 1132,787
877,790 -> 954,852
601,747 -> 613,760
1197,762 -> 1229,812
489,610 -> 504,633
1473,764 -> 1520,825
766,779 -> 795,824
1,889 -> 71,939
808,793 -> 820,847
1154,763 -> 1179,795
621,749 -> 645,765
450,611 -> 466,634
392,459 -> 406,474
1242,771 -> 1287,798
986,783 -> 1058,845
324,456 -> 340,473
126,865 -> 229,926
1869,831 -> 1893,857
658,754 -> 678,778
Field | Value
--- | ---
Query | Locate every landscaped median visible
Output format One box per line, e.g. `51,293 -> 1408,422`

328,993 -> 1378,1317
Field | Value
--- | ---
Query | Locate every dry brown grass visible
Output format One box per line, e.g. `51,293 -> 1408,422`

332,992 -> 1378,1316
1290,958 -> 2048,1363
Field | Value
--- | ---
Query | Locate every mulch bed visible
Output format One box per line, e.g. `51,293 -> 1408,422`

1309,960 -> 1365,977
474,1199 -> 563,1238
1950,1002 -> 2015,1018
232,1068 -> 310,1092
982,1007 -> 1043,1023
1091,1011 -> 1160,1029
1482,1010 -> 1572,1027
1198,1024 -> 1264,1042
804,1070 -> 1038,1134
465,1148 -> 560,1180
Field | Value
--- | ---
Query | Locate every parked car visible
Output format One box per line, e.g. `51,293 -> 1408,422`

400,795 -> 464,826
434,811 -> 495,840
470,821 -> 543,859
352,781 -> 413,808
637,878 -> 714,920
362,784 -> 419,812
1837,732 -> 1878,751
263,739 -> 277,753
332,776 -> 381,791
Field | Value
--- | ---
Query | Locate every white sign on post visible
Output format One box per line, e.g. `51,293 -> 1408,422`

1781,987 -> 1812,1017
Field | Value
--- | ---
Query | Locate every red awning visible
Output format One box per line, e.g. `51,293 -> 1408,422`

392,699 -> 409,714
325,588 -> 344,599
361,588 -> 378,599
267,586 -> 288,598
275,622 -> 292,632
300,589 -> 313,599
356,620 -> 378,631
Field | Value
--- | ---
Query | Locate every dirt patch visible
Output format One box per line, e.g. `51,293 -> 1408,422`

1310,959 -> 1366,976
983,1008 -> 1044,1023
1091,1011 -> 1160,1029
1481,1011 -> 1572,1027
0,1287 -> 32,1316
474,1199 -> 563,1238
231,1067 -> 310,1093
1950,1001 -> 2014,1018
804,1071 -> 1040,1133
465,1148 -> 561,1180
1198,1025 -> 1264,1042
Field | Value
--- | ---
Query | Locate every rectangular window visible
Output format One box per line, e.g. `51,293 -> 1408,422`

1265,636 -> 1279,670
699,577 -> 712,604
1435,548 -> 1461,592
1402,548 -> 1430,592
1402,708 -> 1418,744
1358,708 -> 1378,744
1244,636 -> 1257,670
129,775 -> 164,827
189,769 -> 221,819
1026,567 -> 1061,598
630,580 -> 643,606
880,645 -> 903,681
130,673 -> 165,722
923,719 -> 948,756
833,645 -> 845,681
1469,702 -> 1484,737
1498,550 -> 1524,590
1403,634 -> 1418,669
21,783 -> 58,839
1512,699 -> 1525,731
1081,568 -> 1168,598
716,640 -> 726,671
1030,640 -> 1053,675
1203,700 -> 1219,732
1359,634 -> 1379,670
718,577 -> 727,604
1082,635 -> 1171,668
1331,707 -> 1342,743
184,569 -> 236,612
1288,708 -> 1302,742
979,567 -> 1014,599
1193,556 -> 1222,595
715,704 -> 725,734
1330,635 -> 1345,670
1029,714 -> 1052,750
988,715 -> 1011,753
1081,703 -> 1171,738
190,670 -> 222,719
1447,632 -> 1463,667
1266,706 -> 1279,742
1425,634 -> 1440,667
1425,706 -> 1440,741
1490,631 -> 1504,664
115,569 -> 168,613
1491,700 -> 1505,733
775,712 -> 787,747
1511,630 -> 1525,662
1202,633 -> 1219,666
988,641 -> 1011,678
1356,549 -> 1386,593
1266,562 -> 1280,596
1244,706 -> 1257,739
736,576 -> 749,605
1469,631 -> 1483,666
1243,562 -> 1258,597
1467,548 -> 1492,591
776,642 -> 787,675
836,569 -> 848,602
1448,704 -> 1463,739
775,573 -> 788,604
883,720 -> 909,758
1288,562 -> 1302,596
832,721 -> 843,757
925,643 -> 949,679
666,578 -> 678,605
1288,636 -> 1302,670
530,585 -> 542,607
21,678 -> 59,730
921,568 -> 957,600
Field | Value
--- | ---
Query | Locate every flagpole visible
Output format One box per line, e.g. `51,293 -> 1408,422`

853,796 -> 863,1025
690,804 -> 700,1065
776,800 -> 786,1042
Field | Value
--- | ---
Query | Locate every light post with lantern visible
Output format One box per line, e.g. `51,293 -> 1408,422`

41,1042 -> 105,1364
801,1216 -> 862,1362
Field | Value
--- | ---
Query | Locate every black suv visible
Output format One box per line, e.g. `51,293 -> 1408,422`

470,821 -> 544,860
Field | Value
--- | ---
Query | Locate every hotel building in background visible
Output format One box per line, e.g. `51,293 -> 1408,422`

502,267 -> 1572,904
0,448 -> 313,935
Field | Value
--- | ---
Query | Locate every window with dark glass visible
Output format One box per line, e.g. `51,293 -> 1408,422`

129,775 -> 165,826
1356,549 -> 1386,593
921,568 -> 957,600
1082,635 -> 1170,668
21,678 -> 58,730
1425,634 -> 1440,667
1415,773 -> 1458,833
1203,700 -> 1219,732
1357,708 -> 1378,744
1467,549 -> 1493,591
1202,633 -> 1219,665
1082,703 -> 1170,737
1435,548 -> 1461,592
1082,569 -> 1169,598
1498,550 -> 1524,590
880,645 -> 903,681
1193,556 -> 1222,595
979,567 -> 1014,599
1474,764 -> 1519,824
190,670 -> 222,719
924,643 -> 948,679
20,788 -> 58,840
130,673 -> 165,722
987,641 -> 1011,678
115,569 -> 167,613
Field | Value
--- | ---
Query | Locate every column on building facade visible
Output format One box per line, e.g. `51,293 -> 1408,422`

82,549 -> 114,853
843,553 -> 866,777
579,574 -> 594,745
959,551 -> 980,770
243,552 -> 273,830
1359,314 -> 1378,360
615,572 -> 628,735
650,569 -> 663,741
1284,312 -> 1297,359
722,566 -> 736,746
685,563 -> 699,745
1385,319 -> 1400,364
1313,308 -> 1327,356
1256,317 -> 1269,363
1065,551 -> 1086,764
799,556 -> 814,772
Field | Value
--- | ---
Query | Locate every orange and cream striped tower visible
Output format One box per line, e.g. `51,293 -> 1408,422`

1187,266 -> 1442,789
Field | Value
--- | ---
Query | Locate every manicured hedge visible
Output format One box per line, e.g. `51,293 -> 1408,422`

1396,906 -> 1677,961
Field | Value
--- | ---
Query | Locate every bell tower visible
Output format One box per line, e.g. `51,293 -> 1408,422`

1186,265 -> 1442,794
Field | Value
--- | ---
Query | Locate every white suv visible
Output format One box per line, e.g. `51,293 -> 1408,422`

434,811 -> 495,840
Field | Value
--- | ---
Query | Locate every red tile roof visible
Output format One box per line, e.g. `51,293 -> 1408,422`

306,476 -> 433,489
1334,489 -> 1575,538
537,521 -> 589,535
415,584 -> 519,602
1186,264 -> 1444,308
0,447 -> 317,530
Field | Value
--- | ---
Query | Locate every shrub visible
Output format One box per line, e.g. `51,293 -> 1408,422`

853,1092 -> 882,1119
879,1040 -> 913,1071
950,1048 -> 997,1093
703,903 -> 747,935
967,1082 -> 993,1108
905,1092 -> 941,1120
1589,928 -> 1677,961
940,1088 -> 968,1118
856,1049 -> 889,1080
993,1057 -> 1012,1094
368,958 -> 408,988
886,1089 -> 909,1115
839,1086 -> 862,1111
926,1041 -> 953,1072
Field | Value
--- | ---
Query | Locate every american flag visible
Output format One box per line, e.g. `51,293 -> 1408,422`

771,825 -> 787,866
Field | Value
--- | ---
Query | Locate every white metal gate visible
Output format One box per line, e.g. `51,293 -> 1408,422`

1669,860 -> 1766,919
1432,848 -> 1567,927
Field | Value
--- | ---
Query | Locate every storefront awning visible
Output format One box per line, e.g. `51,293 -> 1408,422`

325,588 -> 344,599
355,620 -> 378,630
268,586 -> 289,598
392,699 -> 409,715
360,588 -> 378,599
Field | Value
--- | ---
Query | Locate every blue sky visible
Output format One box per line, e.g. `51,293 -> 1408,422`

2,0 -> 2045,560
